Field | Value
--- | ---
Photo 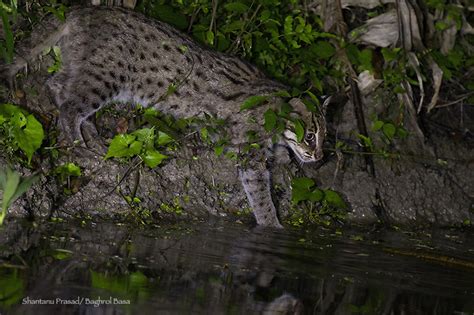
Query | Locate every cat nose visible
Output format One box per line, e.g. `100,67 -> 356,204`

313,149 -> 324,161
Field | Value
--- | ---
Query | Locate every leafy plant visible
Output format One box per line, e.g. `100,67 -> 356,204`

54,162 -> 81,182
105,127 -> 168,168
137,0 -> 342,91
0,104 -> 45,164
289,177 -> 347,226
0,167 -> 39,225
239,90 -> 315,147
43,2 -> 67,21
0,269 -> 24,308
160,197 -> 185,216
0,0 -> 16,63
44,45 -> 62,73
372,119 -> 408,142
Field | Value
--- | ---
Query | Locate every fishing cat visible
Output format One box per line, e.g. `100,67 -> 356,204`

3,7 -> 327,228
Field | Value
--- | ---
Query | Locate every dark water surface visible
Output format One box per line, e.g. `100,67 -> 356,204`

0,220 -> 473,314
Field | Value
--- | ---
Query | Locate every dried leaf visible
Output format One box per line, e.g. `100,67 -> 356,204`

426,59 -> 444,113
357,70 -> 383,96
350,10 -> 398,47
397,0 -> 425,51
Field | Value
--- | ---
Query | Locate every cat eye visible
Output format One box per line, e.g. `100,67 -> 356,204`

305,132 -> 315,142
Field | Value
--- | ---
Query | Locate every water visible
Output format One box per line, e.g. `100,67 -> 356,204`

0,220 -> 473,314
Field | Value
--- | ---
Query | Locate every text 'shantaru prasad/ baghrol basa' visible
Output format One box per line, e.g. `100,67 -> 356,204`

21,296 -> 130,307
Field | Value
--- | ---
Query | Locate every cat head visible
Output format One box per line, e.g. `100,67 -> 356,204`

282,97 -> 329,164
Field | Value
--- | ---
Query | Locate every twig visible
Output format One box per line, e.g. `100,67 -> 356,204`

104,156 -> 143,198
349,77 -> 376,178
187,7 -> 201,33
228,2 -> 261,54
209,0 -> 218,35
434,92 -> 474,108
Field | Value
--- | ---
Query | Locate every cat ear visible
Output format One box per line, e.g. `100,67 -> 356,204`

288,98 -> 313,122
290,96 -> 332,116
289,98 -> 307,115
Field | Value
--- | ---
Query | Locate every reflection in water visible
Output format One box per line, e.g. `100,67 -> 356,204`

0,220 -> 473,314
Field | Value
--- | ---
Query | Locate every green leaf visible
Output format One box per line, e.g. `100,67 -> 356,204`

435,21 -> 449,31
357,134 -> 373,149
131,128 -> 156,150
324,190 -> 347,209
293,119 -> 305,142
446,49 -> 464,69
311,41 -> 335,59
224,2 -> 249,13
47,46 -> 62,73
105,134 -> 142,159
12,114 -> 45,163
143,108 -> 159,118
0,103 -> 25,116
55,163 -> 81,177
264,109 -> 277,132
382,123 -> 396,140
345,44 -> 360,65
0,168 -> 37,225
260,10 -> 271,21
372,120 -> 384,131
10,110 -> 26,126
292,189 -> 310,204
284,16 -> 293,35
157,131 -> 173,146
305,91 -> 320,104
279,102 -> 293,116
1,168 -> 20,212
396,127 -> 409,139
53,45 -> 61,57
200,127 -> 209,141
206,30 -> 214,45
276,120 -> 286,134
46,4 -> 67,22
291,177 -> 315,190
221,20 -> 245,33
214,145 -> 224,156
381,47 -> 400,62
290,39 -> 301,49
272,90 -> 291,98
358,49 -> 374,72
302,99 -> 317,112
309,189 -> 324,202
141,149 -> 167,168
132,127 -> 154,143
240,95 -> 268,111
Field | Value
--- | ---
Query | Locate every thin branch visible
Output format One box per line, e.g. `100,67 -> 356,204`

434,92 -> 474,108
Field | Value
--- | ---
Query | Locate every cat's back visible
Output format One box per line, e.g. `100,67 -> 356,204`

15,5 -> 283,128
60,6 -> 200,63
65,7 -> 192,42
